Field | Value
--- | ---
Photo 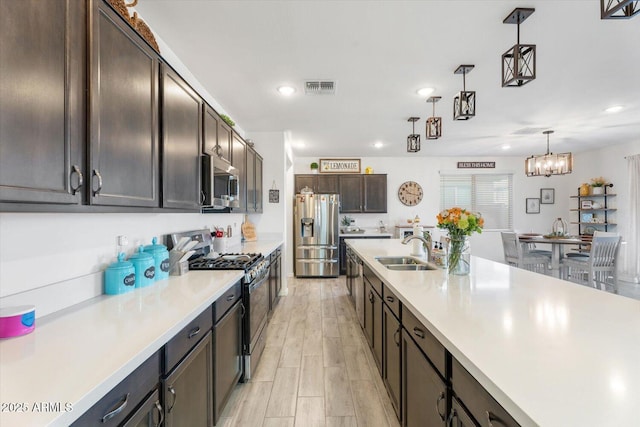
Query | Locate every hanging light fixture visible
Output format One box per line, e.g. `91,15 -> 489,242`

453,65 -> 475,120
502,7 -> 536,87
525,130 -> 573,177
426,96 -> 442,139
601,0 -> 639,19
407,117 -> 420,153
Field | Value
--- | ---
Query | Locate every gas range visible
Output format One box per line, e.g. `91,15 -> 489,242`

189,253 -> 269,283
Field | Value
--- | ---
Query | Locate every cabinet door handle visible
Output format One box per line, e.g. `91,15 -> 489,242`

70,165 -> 83,195
168,385 -> 177,412
486,411 -> 509,427
413,327 -> 426,339
226,294 -> 235,301
188,326 -> 201,339
92,169 -> 103,196
101,393 -> 129,422
385,296 -> 395,303
446,408 -> 457,425
436,391 -> 446,421
240,302 -> 246,319
368,291 -> 374,303
393,326 -> 401,346
153,400 -> 164,427
200,190 -> 205,205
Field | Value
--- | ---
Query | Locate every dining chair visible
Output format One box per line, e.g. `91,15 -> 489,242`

561,231 -> 621,293
501,232 -> 551,274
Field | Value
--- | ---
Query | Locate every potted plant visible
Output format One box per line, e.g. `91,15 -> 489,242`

310,162 -> 319,174
590,176 -> 607,195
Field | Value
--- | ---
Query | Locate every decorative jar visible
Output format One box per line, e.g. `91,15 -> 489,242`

591,186 -> 604,195
447,236 -> 470,276
579,183 -> 590,196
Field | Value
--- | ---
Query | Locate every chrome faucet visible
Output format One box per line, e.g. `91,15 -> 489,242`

401,234 -> 432,262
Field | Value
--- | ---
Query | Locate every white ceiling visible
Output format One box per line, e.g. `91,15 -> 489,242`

135,0 -> 640,158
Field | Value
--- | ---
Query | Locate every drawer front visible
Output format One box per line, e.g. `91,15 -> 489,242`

71,350 -> 161,426
402,307 -> 446,379
214,280 -> 242,323
363,263 -> 382,296
452,358 -> 520,427
382,283 -> 400,319
164,308 -> 213,373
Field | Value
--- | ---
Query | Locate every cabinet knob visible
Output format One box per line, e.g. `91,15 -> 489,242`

226,294 -> 235,301
413,327 -> 426,339
188,326 -> 201,339
386,296 -> 395,303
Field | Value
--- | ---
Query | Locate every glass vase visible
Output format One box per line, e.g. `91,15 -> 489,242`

447,236 -> 470,276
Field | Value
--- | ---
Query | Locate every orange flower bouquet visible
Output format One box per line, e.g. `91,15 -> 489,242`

437,208 -> 484,275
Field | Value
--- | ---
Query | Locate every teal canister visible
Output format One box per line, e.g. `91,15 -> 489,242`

128,246 -> 156,288
104,253 -> 136,295
143,237 -> 170,281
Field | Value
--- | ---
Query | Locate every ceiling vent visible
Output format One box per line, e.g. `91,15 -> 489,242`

304,80 -> 336,95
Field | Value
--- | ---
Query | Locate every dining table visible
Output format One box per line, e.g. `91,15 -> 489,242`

518,234 -> 589,278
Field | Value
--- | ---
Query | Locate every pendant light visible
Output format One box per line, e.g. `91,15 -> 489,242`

525,130 -> 573,177
426,96 -> 442,139
502,7 -> 536,87
453,65 -> 476,120
601,0 -> 639,19
407,117 -> 420,153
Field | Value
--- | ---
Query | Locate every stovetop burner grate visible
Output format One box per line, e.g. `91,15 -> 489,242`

189,252 -> 262,271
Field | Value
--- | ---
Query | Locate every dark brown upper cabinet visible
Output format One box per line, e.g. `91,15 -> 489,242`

203,104 -> 231,163
161,65 -> 202,210
0,0 -> 86,206
88,0 -> 160,207
363,174 -> 387,213
231,132 -> 247,212
246,146 -> 263,213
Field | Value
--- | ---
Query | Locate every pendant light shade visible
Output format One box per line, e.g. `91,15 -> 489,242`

525,130 -> 573,177
407,117 -> 420,153
426,96 -> 442,139
601,0 -> 639,19
502,8 -> 536,87
453,65 -> 475,120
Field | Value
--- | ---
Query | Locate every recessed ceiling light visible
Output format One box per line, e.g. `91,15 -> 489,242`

502,144 -> 511,150
417,87 -> 434,97
277,86 -> 296,96
374,142 -> 383,148
605,105 -> 623,113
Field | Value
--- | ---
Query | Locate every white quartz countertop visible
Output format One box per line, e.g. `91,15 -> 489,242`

0,237 -> 283,426
347,239 -> 640,427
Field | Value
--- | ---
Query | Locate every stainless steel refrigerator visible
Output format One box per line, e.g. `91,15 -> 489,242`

294,193 -> 340,277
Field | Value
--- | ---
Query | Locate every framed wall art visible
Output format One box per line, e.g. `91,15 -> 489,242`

540,188 -> 554,204
526,198 -> 540,214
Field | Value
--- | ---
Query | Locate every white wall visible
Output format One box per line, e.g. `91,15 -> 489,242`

292,149 -> 636,266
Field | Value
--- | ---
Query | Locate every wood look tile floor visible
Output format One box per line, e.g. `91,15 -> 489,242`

217,277 -> 400,427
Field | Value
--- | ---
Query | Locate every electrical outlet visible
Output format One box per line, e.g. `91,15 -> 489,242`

117,235 -> 129,247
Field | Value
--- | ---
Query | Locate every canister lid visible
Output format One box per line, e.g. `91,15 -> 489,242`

128,246 -> 154,262
107,253 -> 134,270
143,237 -> 167,254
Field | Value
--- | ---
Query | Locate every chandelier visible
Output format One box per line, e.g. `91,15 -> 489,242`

601,0 -> 639,19
453,65 -> 475,120
407,117 -> 420,153
525,130 -> 573,177
502,7 -> 536,87
426,96 -> 442,139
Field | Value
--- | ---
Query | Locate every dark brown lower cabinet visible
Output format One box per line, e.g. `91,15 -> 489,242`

451,358 -> 520,427
364,279 -> 383,375
163,331 -> 213,426
449,396 -> 477,427
401,328 -> 447,427
213,300 -> 243,424
383,304 -> 401,420
122,389 -> 163,427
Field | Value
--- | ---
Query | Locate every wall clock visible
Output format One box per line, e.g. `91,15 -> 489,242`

398,181 -> 423,206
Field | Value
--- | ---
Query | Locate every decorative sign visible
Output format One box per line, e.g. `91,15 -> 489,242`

457,161 -> 496,169
269,189 -> 279,203
319,158 -> 361,174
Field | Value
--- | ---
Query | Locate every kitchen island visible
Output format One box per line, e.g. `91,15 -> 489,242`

347,238 -> 640,427
0,239 -> 282,426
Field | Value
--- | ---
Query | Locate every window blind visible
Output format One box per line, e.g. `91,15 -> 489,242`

440,173 -> 513,230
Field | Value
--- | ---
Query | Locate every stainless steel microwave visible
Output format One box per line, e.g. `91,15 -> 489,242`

201,155 -> 240,209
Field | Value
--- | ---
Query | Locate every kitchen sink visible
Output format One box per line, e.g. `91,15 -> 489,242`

376,256 -> 420,265
386,264 -> 437,271
376,256 -> 439,271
